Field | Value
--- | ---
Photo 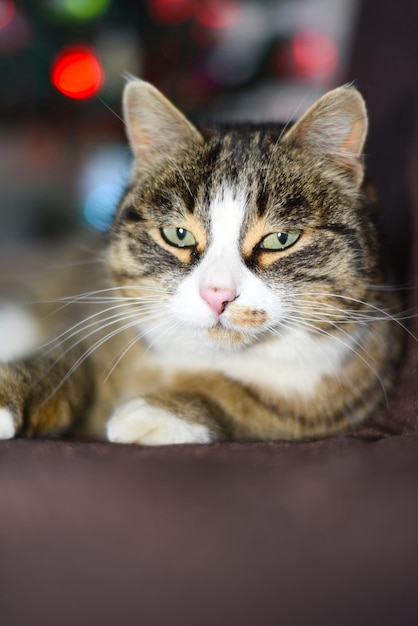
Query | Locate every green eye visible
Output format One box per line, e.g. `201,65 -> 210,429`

260,231 -> 301,251
161,227 -> 197,248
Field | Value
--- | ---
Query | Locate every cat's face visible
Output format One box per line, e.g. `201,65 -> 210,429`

109,80 -> 378,352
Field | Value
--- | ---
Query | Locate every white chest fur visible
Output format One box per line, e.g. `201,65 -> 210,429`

152,326 -> 357,399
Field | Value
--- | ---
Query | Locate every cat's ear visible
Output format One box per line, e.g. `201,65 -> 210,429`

282,86 -> 368,187
123,78 -> 203,163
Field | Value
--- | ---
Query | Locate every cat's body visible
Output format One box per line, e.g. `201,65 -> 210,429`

0,80 -> 404,444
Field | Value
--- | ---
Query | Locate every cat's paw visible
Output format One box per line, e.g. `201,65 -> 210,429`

0,365 -> 25,439
106,398 -> 214,445
0,407 -> 17,439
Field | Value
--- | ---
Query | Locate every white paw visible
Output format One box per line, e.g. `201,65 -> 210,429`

0,407 -> 16,439
0,304 -> 40,362
106,398 -> 213,445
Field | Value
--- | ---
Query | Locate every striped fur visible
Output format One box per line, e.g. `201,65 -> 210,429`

0,80 -> 404,443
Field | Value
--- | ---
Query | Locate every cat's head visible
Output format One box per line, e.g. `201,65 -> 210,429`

109,79 -> 378,352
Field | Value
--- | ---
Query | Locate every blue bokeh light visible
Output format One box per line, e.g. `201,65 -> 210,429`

79,145 -> 132,230
83,182 -> 123,231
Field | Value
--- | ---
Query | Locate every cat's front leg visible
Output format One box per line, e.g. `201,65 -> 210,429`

0,364 -> 27,438
106,397 -> 223,445
0,346 -> 95,439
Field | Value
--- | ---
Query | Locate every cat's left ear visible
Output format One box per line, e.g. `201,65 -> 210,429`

282,86 -> 368,187
122,78 -> 203,165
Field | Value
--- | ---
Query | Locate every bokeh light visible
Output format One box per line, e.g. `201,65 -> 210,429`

45,0 -> 110,21
84,183 -> 122,230
79,146 -> 131,231
0,0 -> 14,30
64,0 -> 110,21
291,29 -> 338,79
147,0 -> 195,24
194,0 -> 240,29
0,2 -> 31,55
51,46 -> 104,99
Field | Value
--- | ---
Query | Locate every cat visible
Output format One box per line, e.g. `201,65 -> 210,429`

0,79 -> 405,445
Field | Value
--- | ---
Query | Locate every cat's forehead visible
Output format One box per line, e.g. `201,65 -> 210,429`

128,123 -> 339,230
199,124 -> 285,177
193,125 -> 320,195
188,129 -> 315,226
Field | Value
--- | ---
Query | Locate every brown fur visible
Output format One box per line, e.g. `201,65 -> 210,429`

0,80 -> 406,443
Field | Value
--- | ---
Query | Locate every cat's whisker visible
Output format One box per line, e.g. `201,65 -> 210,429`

44,319 -> 142,402
43,309 -> 169,402
47,257 -> 106,270
103,333 -> 142,382
43,303 -> 146,351
284,306 -> 393,326
43,305 -> 165,378
269,325 -> 349,399
367,283 -> 416,292
140,318 -> 183,356
34,285 -> 170,321
267,324 -> 308,370
301,291 -> 403,314
294,292 -> 418,341
43,299 -> 165,353
42,284 -> 170,304
280,315 -> 388,406
98,95 -> 125,124
79,310 -> 171,377
103,313 -> 179,381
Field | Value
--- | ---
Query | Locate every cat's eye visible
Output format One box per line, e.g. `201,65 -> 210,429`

260,231 -> 301,251
161,227 -> 197,248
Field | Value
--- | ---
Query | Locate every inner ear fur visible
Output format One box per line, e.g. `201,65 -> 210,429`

123,78 -> 204,165
282,86 -> 368,187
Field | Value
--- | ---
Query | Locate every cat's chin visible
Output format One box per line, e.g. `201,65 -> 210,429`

204,325 -> 256,350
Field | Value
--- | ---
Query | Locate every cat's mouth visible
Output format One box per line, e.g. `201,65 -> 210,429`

204,306 -> 270,348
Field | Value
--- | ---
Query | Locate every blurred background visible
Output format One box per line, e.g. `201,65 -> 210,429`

0,0 -> 362,270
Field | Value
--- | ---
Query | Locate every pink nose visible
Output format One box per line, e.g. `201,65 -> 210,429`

199,285 -> 237,316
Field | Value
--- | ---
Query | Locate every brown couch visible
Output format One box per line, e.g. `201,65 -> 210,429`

1,0 -> 417,623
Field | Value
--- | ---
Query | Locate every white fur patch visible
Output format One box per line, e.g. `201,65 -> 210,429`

214,327 -> 360,396
167,183 -> 249,332
153,326 -> 360,398
147,181 -> 284,349
0,304 -> 40,362
0,407 -> 16,439
201,183 -> 246,289
106,398 -> 214,445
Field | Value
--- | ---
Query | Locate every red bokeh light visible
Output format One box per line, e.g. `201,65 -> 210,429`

147,0 -> 195,24
0,0 -> 15,30
291,29 -> 338,79
147,0 -> 240,28
51,46 -> 104,100
194,0 -> 239,29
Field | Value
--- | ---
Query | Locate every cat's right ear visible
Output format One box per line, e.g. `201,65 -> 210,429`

122,79 -> 203,164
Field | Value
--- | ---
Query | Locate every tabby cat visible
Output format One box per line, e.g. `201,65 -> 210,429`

0,79 -> 404,444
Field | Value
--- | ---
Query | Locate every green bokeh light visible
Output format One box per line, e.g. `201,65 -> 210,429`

64,0 -> 110,20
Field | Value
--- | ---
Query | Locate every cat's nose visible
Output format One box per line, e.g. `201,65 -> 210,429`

199,285 -> 237,316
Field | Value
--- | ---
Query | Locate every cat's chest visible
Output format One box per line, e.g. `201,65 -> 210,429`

152,328 -> 356,399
